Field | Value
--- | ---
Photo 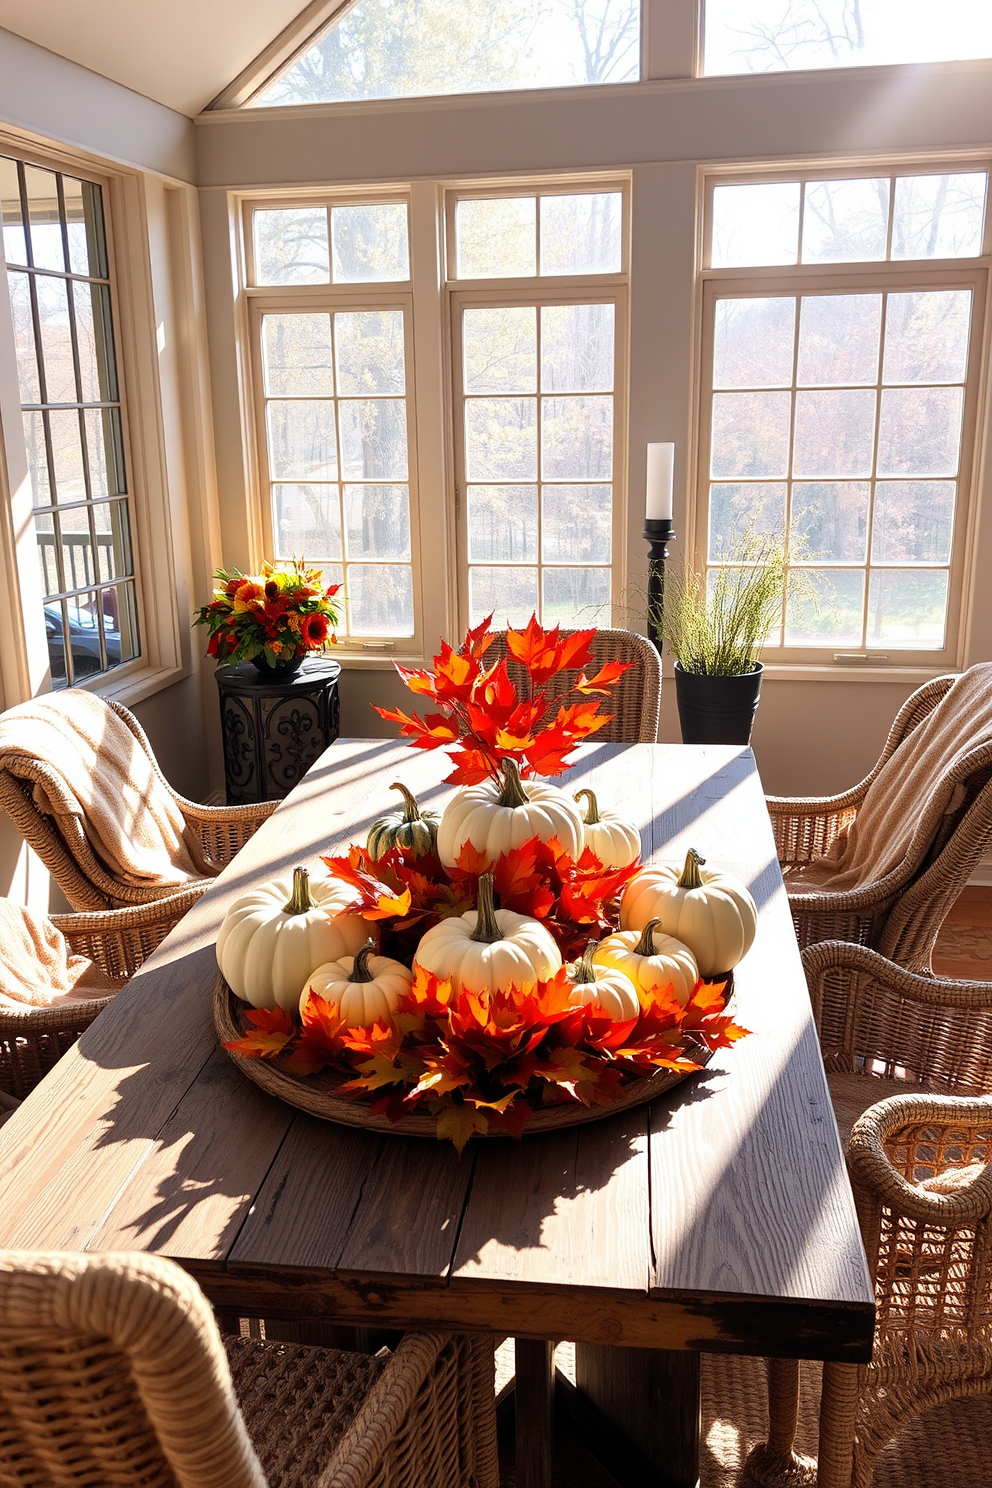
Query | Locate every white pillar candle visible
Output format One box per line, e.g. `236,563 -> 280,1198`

645,443 -> 674,522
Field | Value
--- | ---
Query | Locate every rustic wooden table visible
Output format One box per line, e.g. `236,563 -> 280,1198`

0,739 -> 874,1488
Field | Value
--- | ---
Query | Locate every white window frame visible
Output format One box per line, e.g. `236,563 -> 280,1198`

0,133 -> 187,710
446,180 -> 631,634
694,161 -> 992,673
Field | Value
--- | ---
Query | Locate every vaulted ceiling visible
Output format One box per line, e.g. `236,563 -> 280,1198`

0,0 -> 316,116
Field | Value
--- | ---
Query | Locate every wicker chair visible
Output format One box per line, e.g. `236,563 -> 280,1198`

744,941 -> 992,1488
0,888 -> 203,1102
0,696 -> 273,911
486,627 -> 661,743
0,1248 -> 498,1488
767,673 -> 992,971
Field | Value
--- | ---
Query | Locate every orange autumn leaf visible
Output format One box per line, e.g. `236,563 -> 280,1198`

223,1004 -> 294,1059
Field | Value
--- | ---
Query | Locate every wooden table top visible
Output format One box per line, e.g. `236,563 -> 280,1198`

0,740 -> 874,1362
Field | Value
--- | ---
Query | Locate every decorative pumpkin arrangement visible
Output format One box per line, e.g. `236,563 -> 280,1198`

218,615 -> 753,1149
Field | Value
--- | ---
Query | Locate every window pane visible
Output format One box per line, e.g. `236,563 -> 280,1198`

66,592 -> 106,678
540,193 -> 622,275
110,581 -> 140,667
797,295 -> 881,386
867,569 -> 948,648
708,483 -> 787,561
252,0 -> 640,107
34,511 -> 57,596
48,409 -> 87,502
346,563 -> 413,635
801,178 -> 889,264
24,164 -> 65,273
713,298 -> 795,389
543,484 -> 611,563
7,271 -> 40,404
262,314 -> 334,396
344,484 -> 411,559
62,175 -> 106,278
711,183 -> 800,268
23,411 -> 51,506
35,275 -> 75,403
882,291 -> 971,385
253,208 -> 329,286
543,566 -> 610,625
877,387 -> 963,476
84,407 -> 125,497
785,569 -> 865,647
72,282 -> 117,403
469,565 -> 539,628
793,389 -> 876,478
331,203 -> 409,282
892,173 -> 987,259
463,307 -> 537,394
338,399 -> 408,479
871,481 -> 955,564
91,500 -> 133,583
46,599 -> 69,688
266,401 -> 338,480
541,304 -> 614,393
59,506 -> 96,590
456,198 -> 536,278
335,310 -> 405,395
710,391 -> 792,478
704,0 -> 992,75
467,485 -> 538,562
0,156 -> 26,264
790,483 -> 870,564
465,398 -> 537,480
271,483 -> 343,560
542,395 -> 612,480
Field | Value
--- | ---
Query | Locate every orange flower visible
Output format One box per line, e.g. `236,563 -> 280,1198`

301,613 -> 329,647
233,580 -> 265,613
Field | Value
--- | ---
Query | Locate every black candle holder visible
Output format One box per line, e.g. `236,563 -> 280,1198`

643,517 -> 675,655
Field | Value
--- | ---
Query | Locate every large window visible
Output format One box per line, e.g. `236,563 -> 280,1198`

247,199 -> 418,643
704,0 -> 992,76
699,167 -> 990,665
0,154 -> 138,688
249,0 -> 641,107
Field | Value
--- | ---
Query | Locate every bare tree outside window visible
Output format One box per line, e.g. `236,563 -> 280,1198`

251,0 -> 640,107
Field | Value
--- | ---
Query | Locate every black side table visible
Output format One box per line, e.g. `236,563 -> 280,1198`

214,658 -> 341,805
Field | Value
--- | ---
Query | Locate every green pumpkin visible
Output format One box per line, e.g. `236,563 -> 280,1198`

367,782 -> 440,861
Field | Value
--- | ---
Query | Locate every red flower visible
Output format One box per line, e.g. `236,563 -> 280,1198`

301,613 -> 329,647
264,579 -> 280,601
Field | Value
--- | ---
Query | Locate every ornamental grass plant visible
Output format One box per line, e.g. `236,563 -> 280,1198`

660,533 -> 788,677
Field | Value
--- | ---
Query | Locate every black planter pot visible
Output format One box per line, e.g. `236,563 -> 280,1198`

250,654 -> 304,680
674,662 -> 763,745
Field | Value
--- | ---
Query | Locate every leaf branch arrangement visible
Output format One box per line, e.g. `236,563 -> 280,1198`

219,615 -> 754,1149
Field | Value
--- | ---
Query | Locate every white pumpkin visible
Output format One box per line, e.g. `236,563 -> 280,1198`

302,945 -> 413,1027
574,788 -> 641,869
620,848 -> 757,978
565,940 -> 640,1021
414,871 -> 562,997
436,758 -> 583,869
593,919 -> 699,1008
217,865 -> 373,1011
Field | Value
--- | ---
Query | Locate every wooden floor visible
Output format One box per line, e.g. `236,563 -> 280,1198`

497,889 -> 992,1486
931,885 -> 992,980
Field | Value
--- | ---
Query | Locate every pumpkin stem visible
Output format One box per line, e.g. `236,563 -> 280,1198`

677,848 -> 705,891
470,872 -> 502,944
389,781 -> 421,824
572,939 -> 600,984
283,866 -> 313,916
574,788 -> 600,825
497,758 -> 529,809
350,943 -> 377,982
634,918 -> 662,957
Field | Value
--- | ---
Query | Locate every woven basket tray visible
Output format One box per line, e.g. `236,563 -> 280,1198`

214,973 -> 719,1138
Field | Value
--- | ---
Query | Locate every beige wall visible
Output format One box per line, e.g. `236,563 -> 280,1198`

194,59 -> 992,800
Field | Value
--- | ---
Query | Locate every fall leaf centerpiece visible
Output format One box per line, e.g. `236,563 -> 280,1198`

217,615 -> 753,1149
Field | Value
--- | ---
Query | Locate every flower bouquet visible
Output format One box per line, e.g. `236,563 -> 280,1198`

216,615 -> 754,1150
193,557 -> 340,671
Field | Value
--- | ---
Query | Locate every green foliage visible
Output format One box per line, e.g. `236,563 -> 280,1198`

659,533 -> 787,677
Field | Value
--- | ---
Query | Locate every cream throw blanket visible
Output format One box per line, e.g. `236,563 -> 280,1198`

0,692 -> 216,888
788,664 -> 992,893
0,900 -> 122,1009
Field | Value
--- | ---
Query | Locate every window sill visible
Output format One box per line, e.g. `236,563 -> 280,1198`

84,663 -> 188,708
746,662 -> 952,685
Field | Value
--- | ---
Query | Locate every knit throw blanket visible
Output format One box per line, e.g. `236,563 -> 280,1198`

788,664 -> 992,893
0,900 -> 122,1008
0,692 -> 216,888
